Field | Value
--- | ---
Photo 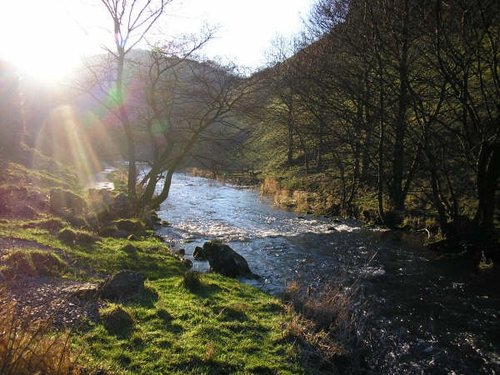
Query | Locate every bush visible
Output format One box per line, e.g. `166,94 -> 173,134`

1,250 -> 66,279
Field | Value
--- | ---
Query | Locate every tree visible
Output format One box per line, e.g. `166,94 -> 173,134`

137,53 -> 256,212
100,0 -> 169,203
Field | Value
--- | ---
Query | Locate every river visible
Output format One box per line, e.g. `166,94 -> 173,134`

156,173 -> 499,374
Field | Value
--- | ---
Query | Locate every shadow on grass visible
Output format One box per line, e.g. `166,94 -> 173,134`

172,356 -> 239,375
120,286 -> 159,309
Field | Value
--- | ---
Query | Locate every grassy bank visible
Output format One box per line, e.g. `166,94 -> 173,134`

0,161 -> 345,374
258,172 -> 443,234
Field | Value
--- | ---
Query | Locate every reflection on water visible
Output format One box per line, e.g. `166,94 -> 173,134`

157,173 -> 500,374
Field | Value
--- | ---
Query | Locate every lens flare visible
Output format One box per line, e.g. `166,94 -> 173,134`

34,105 -> 105,185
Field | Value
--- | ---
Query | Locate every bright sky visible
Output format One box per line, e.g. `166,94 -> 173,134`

0,0 -> 313,81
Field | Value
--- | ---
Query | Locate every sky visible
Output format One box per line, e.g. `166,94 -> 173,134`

0,0 -> 313,81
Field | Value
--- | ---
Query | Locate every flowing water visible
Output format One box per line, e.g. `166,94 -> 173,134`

156,173 -> 500,374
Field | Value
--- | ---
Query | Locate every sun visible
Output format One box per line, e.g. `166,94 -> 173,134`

0,0 -> 105,82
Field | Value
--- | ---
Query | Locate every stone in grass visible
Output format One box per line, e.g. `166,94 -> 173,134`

62,283 -> 99,300
100,305 -> 134,336
49,188 -> 86,215
58,227 -> 96,244
99,270 -> 144,300
182,258 -> 193,269
127,234 -> 139,241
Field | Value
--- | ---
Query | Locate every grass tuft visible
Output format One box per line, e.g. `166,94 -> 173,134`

283,280 -> 363,365
181,270 -> 203,292
1,249 -> 66,279
100,304 -> 135,337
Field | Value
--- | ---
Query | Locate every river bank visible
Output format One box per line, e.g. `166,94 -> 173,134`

0,161 -> 337,374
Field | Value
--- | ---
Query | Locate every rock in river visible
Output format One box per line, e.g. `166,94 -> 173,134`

202,241 -> 256,278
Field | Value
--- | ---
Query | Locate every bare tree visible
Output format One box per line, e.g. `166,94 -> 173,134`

137,55 -> 256,211
100,0 -> 169,203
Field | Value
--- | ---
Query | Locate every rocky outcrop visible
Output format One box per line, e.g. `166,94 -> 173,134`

99,270 -> 144,300
201,242 -> 257,278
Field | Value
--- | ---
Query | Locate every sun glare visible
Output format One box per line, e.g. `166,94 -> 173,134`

0,0 -> 103,82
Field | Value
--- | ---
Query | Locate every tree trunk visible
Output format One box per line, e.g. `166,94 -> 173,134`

389,0 -> 410,211
474,138 -> 500,237
116,51 -> 137,203
377,90 -> 386,222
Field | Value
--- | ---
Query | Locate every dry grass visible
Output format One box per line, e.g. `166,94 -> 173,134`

0,293 -> 89,375
283,280 -> 366,370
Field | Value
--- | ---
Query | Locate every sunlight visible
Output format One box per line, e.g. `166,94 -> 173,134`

0,0 -> 102,82
34,105 -> 103,184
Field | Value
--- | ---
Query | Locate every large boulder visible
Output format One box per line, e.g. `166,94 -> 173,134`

202,242 -> 255,278
99,270 -> 144,300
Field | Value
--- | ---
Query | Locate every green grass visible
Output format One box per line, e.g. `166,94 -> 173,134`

1,248 -> 66,279
0,160 -> 307,374
0,218 -> 304,374
78,274 -> 302,374
0,218 -> 183,280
